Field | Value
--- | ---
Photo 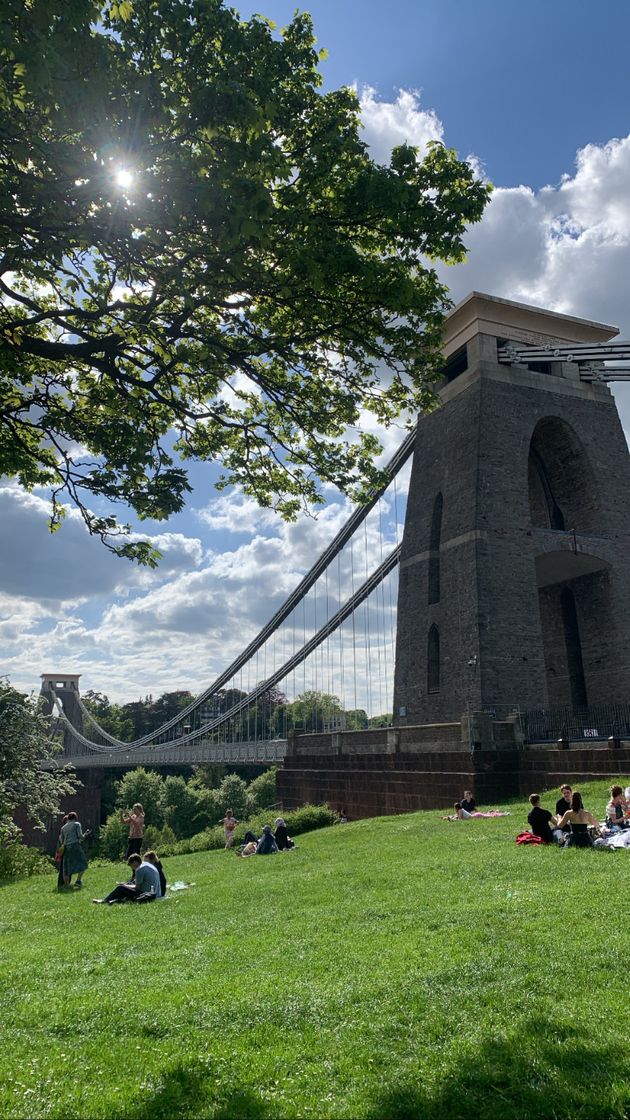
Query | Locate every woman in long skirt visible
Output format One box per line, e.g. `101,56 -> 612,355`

60,811 -> 89,888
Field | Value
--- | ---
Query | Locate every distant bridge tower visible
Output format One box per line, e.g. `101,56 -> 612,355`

394,292 -> 630,724
40,673 -> 84,756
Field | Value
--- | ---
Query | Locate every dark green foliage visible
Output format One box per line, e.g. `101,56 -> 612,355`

0,678 -> 77,861
96,811 -> 128,862
0,0 -> 490,559
115,767 -> 166,826
215,773 -> 249,821
0,839 -> 50,882
245,767 -> 277,815
142,822 -> 177,853
83,691 -> 194,739
162,776 -> 204,839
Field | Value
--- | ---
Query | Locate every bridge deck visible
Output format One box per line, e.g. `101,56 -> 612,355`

57,739 -> 288,768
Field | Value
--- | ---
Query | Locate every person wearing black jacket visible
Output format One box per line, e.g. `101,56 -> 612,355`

273,818 -> 295,851
527,794 -> 555,844
555,784 -> 573,834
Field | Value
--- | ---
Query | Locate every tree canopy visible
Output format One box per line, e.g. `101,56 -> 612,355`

0,0 -> 490,561
0,678 -> 77,845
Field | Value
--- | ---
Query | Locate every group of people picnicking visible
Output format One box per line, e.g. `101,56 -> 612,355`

524,783 -> 630,848
219,809 -> 296,856
56,801 -> 297,901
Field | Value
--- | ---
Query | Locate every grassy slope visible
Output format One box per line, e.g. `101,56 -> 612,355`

2,777 -> 630,1120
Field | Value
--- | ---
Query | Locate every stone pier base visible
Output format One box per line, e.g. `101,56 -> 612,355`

276,716 -> 630,819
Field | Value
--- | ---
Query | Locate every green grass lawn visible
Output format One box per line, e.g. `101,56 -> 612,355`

2,777 -> 630,1120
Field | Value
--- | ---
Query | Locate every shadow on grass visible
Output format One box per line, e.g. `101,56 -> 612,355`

366,1024 -> 630,1120
114,1063 -> 268,1120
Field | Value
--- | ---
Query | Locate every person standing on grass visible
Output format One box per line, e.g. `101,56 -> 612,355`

93,854 -> 160,904
60,811 -> 89,889
55,814 -> 69,890
220,809 -> 239,849
121,803 -> 145,859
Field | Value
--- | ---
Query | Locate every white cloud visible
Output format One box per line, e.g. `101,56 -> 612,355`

0,485 -> 203,606
359,87 -> 443,164
442,134 -> 630,334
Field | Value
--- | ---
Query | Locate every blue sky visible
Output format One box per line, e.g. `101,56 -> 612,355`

3,0 -> 630,707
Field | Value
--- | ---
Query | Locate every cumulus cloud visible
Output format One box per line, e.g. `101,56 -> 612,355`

0,485 -> 203,606
359,87 -> 443,165
443,133 -> 630,337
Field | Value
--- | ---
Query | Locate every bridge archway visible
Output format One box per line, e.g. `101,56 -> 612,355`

528,416 -> 600,533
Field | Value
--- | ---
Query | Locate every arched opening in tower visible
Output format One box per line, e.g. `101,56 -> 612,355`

528,416 -> 600,532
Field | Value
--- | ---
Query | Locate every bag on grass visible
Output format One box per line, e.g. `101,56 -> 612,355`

513,828 -> 542,842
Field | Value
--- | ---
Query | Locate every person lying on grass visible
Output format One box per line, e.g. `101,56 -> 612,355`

442,804 -> 511,821
92,854 -> 161,904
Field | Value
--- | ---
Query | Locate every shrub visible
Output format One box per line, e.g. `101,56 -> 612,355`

0,834 -> 51,881
246,768 -> 278,816
216,773 -> 249,820
97,812 -> 128,862
191,786 -> 222,833
142,823 -> 177,853
116,767 -> 166,827
156,804 -> 337,858
163,776 -> 203,838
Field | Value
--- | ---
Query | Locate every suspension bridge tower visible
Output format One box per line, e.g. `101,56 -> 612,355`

40,673 -> 84,755
394,292 -> 630,727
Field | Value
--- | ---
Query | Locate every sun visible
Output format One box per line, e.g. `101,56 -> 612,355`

114,168 -> 134,190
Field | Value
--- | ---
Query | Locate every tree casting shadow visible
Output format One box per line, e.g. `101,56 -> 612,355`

366,1023 -> 630,1120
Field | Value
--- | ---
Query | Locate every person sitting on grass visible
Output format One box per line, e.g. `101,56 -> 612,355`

256,825 -> 279,854
461,790 -> 476,814
555,784 -> 573,837
143,850 -> 167,896
92,854 -> 160,904
527,794 -> 561,844
606,785 -> 630,830
273,818 -> 295,850
556,791 -> 598,848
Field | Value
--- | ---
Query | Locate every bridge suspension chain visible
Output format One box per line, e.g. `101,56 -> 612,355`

68,431 -> 415,749
54,543 -> 403,755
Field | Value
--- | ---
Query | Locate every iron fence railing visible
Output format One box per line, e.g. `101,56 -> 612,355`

521,702 -> 630,744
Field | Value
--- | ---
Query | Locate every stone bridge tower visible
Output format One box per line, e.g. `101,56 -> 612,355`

393,292 -> 630,725
40,673 -> 84,757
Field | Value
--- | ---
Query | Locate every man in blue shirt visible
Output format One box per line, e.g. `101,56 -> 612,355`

93,854 -> 161,904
